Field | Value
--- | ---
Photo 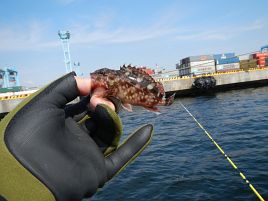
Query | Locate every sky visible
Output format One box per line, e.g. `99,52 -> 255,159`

0,0 -> 268,87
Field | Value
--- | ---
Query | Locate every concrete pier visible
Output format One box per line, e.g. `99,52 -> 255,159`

157,68 -> 268,96
0,99 -> 22,118
0,90 -> 37,118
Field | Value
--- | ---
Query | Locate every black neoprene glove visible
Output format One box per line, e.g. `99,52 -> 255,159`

0,72 -> 153,201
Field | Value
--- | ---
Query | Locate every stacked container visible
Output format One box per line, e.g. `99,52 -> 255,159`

213,53 -> 240,72
178,55 -> 215,76
153,69 -> 179,79
250,52 -> 268,67
239,59 -> 257,70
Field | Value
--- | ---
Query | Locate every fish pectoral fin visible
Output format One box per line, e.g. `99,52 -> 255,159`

144,106 -> 161,115
122,103 -> 133,112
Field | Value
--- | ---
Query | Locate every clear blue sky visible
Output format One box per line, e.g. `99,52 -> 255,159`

0,0 -> 268,86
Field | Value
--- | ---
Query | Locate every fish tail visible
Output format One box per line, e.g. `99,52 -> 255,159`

165,93 -> 175,106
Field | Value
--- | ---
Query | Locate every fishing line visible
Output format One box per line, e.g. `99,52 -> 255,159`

179,101 -> 265,201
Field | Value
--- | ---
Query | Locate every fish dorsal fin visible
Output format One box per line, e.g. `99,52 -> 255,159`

92,68 -> 115,75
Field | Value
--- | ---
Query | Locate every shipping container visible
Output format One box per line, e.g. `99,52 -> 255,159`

179,59 -> 216,76
250,53 -> 268,66
180,55 -> 214,64
266,57 -> 268,66
214,53 -> 239,65
258,59 -> 266,66
179,68 -> 190,76
216,57 -> 240,65
259,56 -> 266,59
216,63 -> 240,72
177,63 -> 189,69
251,52 -> 268,59
213,53 -> 235,60
191,65 -> 216,75
240,59 -> 254,64
256,52 -> 268,57
189,60 -> 215,67
238,55 -> 250,60
240,59 -> 257,70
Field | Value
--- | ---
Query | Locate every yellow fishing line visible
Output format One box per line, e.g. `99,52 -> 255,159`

179,101 -> 265,201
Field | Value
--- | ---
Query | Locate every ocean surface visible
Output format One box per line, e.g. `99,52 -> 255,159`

90,86 -> 268,201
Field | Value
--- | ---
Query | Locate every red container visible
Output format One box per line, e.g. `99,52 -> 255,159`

256,56 -> 266,65
145,69 -> 154,75
258,56 -> 266,60
252,52 -> 268,59
139,67 -> 155,75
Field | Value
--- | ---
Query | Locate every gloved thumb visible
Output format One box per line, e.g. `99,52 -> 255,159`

104,124 -> 153,180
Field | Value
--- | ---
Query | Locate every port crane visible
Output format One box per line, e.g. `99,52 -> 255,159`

0,67 -> 20,89
58,31 -> 81,75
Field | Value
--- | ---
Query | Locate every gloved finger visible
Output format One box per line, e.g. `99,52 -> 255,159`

89,88 -> 115,112
83,104 -> 122,154
25,72 -> 80,109
1,73 -> 80,133
64,95 -> 90,121
104,124 -> 153,180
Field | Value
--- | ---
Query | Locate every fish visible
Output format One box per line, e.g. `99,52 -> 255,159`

90,64 -> 175,112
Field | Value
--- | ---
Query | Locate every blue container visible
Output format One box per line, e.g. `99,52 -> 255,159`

216,57 -> 240,65
213,53 -> 235,60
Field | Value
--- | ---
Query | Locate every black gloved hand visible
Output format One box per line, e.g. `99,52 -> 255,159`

65,95 -> 124,156
0,72 -> 153,201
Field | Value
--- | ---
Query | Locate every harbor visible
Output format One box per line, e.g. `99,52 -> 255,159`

1,29 -> 267,116
1,67 -> 268,115
1,1 -> 268,200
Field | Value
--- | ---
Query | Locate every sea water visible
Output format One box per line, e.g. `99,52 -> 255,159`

90,86 -> 268,201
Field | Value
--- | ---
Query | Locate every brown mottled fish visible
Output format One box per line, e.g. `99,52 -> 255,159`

90,65 -> 175,112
